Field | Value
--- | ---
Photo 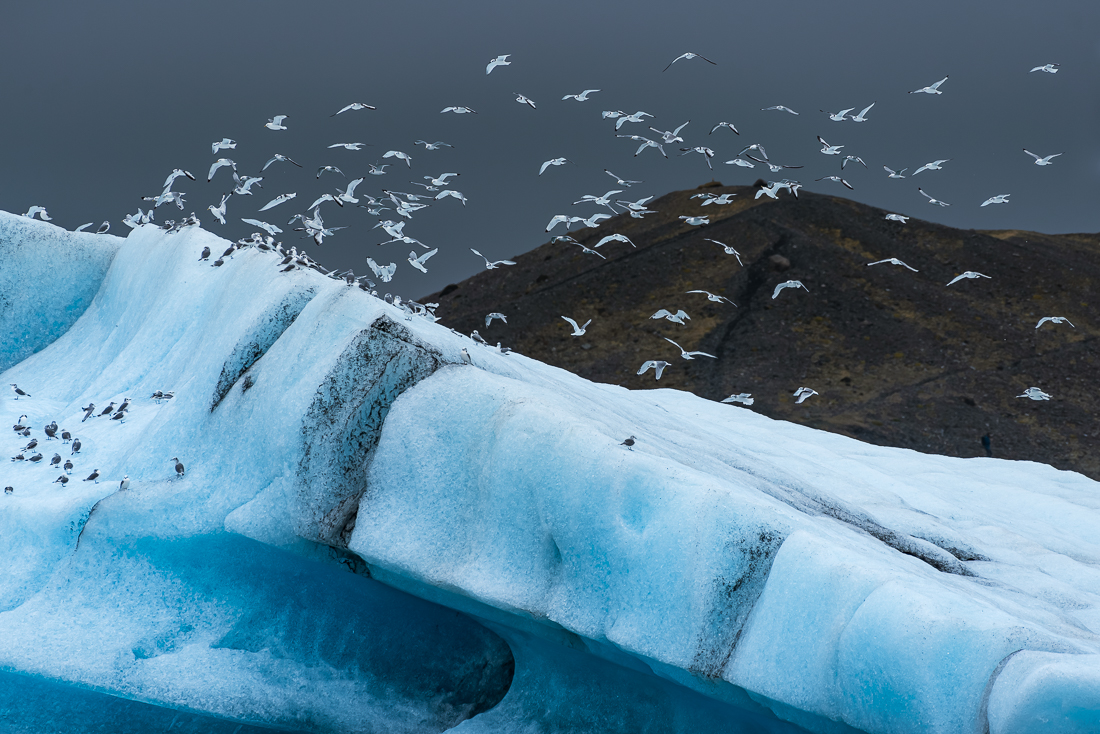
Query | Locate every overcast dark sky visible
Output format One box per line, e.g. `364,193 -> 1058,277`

2,0 -> 1097,299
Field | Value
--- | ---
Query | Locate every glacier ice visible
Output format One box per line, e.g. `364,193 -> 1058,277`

0,211 -> 1098,733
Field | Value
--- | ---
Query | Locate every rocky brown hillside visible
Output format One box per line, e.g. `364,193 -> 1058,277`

424,183 -> 1100,480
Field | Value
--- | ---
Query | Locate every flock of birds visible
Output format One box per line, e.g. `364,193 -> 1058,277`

7,53 -> 1073,479
5,385 -> 181,496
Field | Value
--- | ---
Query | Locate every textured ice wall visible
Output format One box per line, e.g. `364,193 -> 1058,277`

0,212 -> 121,372
1,215 -> 1099,734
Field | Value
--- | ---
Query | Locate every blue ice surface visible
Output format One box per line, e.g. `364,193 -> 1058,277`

1,214 -> 1099,734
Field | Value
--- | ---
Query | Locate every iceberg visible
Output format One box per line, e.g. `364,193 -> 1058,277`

1,211 -> 1098,733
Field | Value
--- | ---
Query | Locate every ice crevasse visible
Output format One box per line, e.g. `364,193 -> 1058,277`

0,210 -> 1098,734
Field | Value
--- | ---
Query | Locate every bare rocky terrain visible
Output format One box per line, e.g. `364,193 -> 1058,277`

424,183 -> 1100,480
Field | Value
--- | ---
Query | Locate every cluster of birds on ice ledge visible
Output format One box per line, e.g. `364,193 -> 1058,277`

8,54 -> 1073,492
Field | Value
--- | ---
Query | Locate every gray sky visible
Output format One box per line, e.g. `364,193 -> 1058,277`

2,0 -> 1097,299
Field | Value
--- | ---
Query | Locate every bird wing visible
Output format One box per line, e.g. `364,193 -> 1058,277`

539,160 -> 553,175
930,76 -> 948,90
673,120 -> 690,135
651,310 -> 671,319
561,316 -> 579,330
857,102 -> 875,117
1023,149 -> 1040,160
662,336 -> 683,352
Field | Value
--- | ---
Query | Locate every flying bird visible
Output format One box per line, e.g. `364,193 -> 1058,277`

706,239 -> 743,265
207,194 -> 230,224
211,138 -> 236,154
883,166 -> 908,179
332,102 -> 376,115
913,159 -> 951,175
262,154 -> 302,171
407,248 -> 438,273
1023,149 -> 1062,165
637,360 -> 672,380
709,121 -> 739,135
793,387 -> 819,404
981,194 -> 1010,206
884,213 -> 909,222
539,157 -> 573,175
761,105 -> 799,115
383,150 -> 412,167
265,115 -> 288,130
258,193 -> 296,211
663,52 -> 717,72
366,258 -> 397,283
207,158 -> 236,182
595,233 -> 635,248
817,136 -> 844,155
164,169 -> 196,188
721,393 -> 754,406
562,89 -> 600,101
561,316 -> 592,336
470,248 -> 515,269
513,92 -> 536,109
918,188 -> 950,207
650,121 -> 690,144
821,107 -> 854,122
909,76 -> 949,94
604,170 -> 642,188
686,290 -> 735,304
946,271 -> 991,286
413,140 -> 453,150
22,206 -> 51,220
328,142 -> 369,150
1029,64 -> 1059,74
485,313 -> 507,326
486,54 -> 511,74
663,337 -> 715,360
1035,316 -> 1074,329
816,176 -> 853,190
441,106 -> 477,114
772,280 -> 808,299
868,258 -> 918,271
849,102 -> 876,122
651,309 -> 690,325
841,155 -> 867,170
1017,387 -> 1051,401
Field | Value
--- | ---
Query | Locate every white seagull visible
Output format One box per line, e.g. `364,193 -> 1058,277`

605,169 -> 642,187
486,55 -> 511,74
679,216 -> 709,226
164,169 -> 196,188
817,136 -> 844,155
651,309 -> 690,325
258,193 -> 296,211
485,313 -> 507,326
1036,316 -> 1074,329
762,105 -> 799,115
595,233 -> 635,248
574,190 -> 622,211
241,218 -> 282,235
383,150 -> 412,167
563,89 -> 600,101
679,146 -> 715,169
1029,64 -> 1059,74
413,140 -> 453,150
1017,387 -> 1052,401
332,102 -> 376,115
981,194 -> 1010,206
793,387 -> 818,404
207,193 -> 230,224
841,156 -> 867,170
366,258 -> 397,283
909,76 -> 949,95
725,158 -> 755,168
540,157 -> 573,175
883,166 -> 908,178
918,188 -> 950,207
262,154 -> 301,171
849,102 -> 876,122
816,176 -> 853,190
650,121 -> 690,144
211,138 -> 236,154
1023,149 -> 1062,165
686,290 -> 735,305
822,107 -> 854,122
772,280 -> 808,299
513,92 -> 536,109
638,360 -> 672,380
561,316 -> 592,336
471,248 -> 515,269
710,121 -> 739,135
265,115 -> 288,130
706,239 -> 743,265
663,52 -> 717,72
663,337 -> 716,360
316,165 -> 344,179
336,178 -> 365,205
868,258 -> 918,271
435,189 -> 467,206
946,271 -> 991,286
407,249 -> 438,273
207,158 -> 236,182
441,106 -> 477,114
22,206 -> 51,220
615,111 -> 654,130
884,213 -> 910,222
913,159 -> 951,175
722,393 -> 754,406
328,142 -> 368,150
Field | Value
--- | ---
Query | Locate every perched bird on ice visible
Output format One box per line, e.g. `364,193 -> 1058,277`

663,52 -> 716,72
793,387 -> 818,404
64,459 -> 73,474
171,457 -> 185,477
946,271 -> 991,286
71,438 -> 82,454
868,258 -> 918,272
54,475 -> 69,485
1035,316 -> 1074,329
265,115 -> 288,130
1017,387 -> 1051,401
663,337 -> 715,360
909,76 -> 949,94
119,475 -> 130,490
84,469 -> 100,483
981,194 -> 1010,206
10,384 -> 30,399
12,415 -> 27,432
637,360 -> 671,380
50,453 -> 61,467
620,436 -> 636,449
561,316 -> 592,336
486,54 -> 511,74
1023,149 -> 1062,165
772,280 -> 808,299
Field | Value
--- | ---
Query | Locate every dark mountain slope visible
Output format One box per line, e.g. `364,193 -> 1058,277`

425,183 -> 1100,479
